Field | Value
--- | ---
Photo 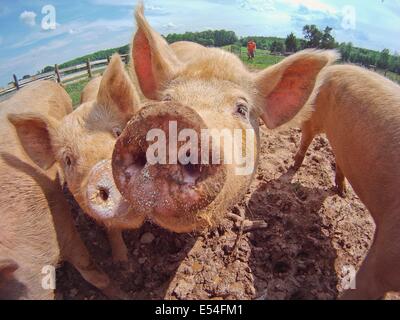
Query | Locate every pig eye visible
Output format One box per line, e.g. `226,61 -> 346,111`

64,156 -> 72,168
113,127 -> 122,138
235,103 -> 249,119
163,94 -> 172,102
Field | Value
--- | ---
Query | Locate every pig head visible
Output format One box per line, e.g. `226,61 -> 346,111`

111,5 -> 339,233
7,56 -> 147,264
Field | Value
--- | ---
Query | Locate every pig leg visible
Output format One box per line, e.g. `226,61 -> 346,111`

107,229 -> 129,263
52,197 -> 126,299
293,121 -> 315,171
61,225 -> 128,299
335,163 -> 347,197
340,219 -> 400,300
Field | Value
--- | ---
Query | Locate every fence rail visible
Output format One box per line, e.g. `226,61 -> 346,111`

0,54 -> 129,97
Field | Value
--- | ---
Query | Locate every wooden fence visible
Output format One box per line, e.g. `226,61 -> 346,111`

0,54 -> 129,98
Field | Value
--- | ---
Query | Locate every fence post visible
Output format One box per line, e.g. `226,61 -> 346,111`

107,56 -> 111,64
87,59 -> 92,78
55,64 -> 61,83
13,74 -> 20,90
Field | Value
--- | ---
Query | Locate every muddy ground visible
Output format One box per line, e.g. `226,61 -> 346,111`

56,128 -> 398,300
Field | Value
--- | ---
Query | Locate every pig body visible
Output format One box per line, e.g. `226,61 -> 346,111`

10,56 -> 143,263
1,81 -> 117,299
293,64 -> 400,299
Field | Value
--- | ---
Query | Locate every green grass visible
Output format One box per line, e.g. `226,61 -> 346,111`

240,47 -> 284,69
224,46 -> 284,69
65,79 -> 90,107
383,71 -> 400,84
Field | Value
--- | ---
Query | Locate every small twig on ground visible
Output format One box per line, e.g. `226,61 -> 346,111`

227,205 -> 268,258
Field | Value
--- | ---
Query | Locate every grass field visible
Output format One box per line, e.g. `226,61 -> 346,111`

238,47 -> 284,69
65,79 -> 90,107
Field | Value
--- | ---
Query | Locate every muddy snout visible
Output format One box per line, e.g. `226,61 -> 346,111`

86,160 -> 131,220
112,102 -> 227,225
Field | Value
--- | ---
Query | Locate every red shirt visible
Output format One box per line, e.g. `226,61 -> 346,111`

247,41 -> 256,52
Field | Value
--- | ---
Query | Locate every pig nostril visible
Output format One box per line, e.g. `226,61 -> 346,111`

184,163 -> 198,175
182,163 -> 202,183
99,188 -> 109,202
134,153 -> 147,169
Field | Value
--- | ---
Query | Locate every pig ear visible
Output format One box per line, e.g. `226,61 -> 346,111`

131,3 -> 181,100
97,53 -> 140,120
0,260 -> 18,281
255,50 -> 339,129
8,113 -> 58,170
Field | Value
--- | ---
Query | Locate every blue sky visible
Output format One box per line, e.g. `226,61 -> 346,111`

0,0 -> 399,87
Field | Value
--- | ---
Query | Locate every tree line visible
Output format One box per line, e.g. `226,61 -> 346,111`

165,30 -> 238,47
40,45 -> 130,74
164,25 -> 400,75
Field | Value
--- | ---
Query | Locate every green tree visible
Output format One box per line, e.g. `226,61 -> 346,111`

42,66 -> 55,73
270,40 -> 285,54
320,27 -> 336,49
339,42 -> 353,62
285,33 -> 297,52
378,49 -> 390,70
303,25 -> 322,48
166,30 -> 237,47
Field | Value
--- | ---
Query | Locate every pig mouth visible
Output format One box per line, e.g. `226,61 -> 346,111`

112,102 -> 227,228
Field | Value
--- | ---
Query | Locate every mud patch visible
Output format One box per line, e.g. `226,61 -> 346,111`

57,128 -> 394,300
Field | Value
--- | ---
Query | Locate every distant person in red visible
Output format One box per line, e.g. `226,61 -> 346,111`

247,40 -> 257,61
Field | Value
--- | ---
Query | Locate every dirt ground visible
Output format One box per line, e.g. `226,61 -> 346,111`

56,127 -> 398,300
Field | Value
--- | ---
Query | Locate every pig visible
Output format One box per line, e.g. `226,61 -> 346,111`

0,81 -> 120,299
292,64 -> 400,300
9,55 -> 143,263
111,5 -> 338,233
80,76 -> 103,104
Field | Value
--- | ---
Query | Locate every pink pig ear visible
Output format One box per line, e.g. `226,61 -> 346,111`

97,53 -> 140,120
131,3 -> 181,100
255,50 -> 339,129
8,113 -> 58,170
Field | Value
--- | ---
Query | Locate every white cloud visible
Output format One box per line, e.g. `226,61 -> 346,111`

239,0 -> 276,12
280,0 -> 337,14
164,22 -> 178,29
146,5 -> 163,11
20,11 -> 37,27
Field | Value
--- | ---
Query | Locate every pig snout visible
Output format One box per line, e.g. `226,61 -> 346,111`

112,102 -> 227,229
86,159 -> 131,220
